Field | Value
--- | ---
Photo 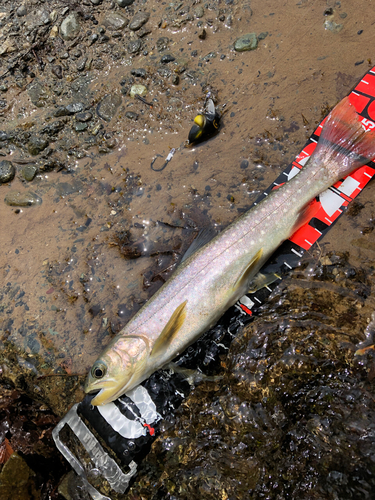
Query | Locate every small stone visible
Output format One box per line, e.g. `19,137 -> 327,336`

0,160 -> 15,183
130,84 -> 147,98
324,19 -> 343,32
171,74 -> 180,85
51,64 -> 63,79
129,12 -> 150,30
76,112 -> 93,122
258,32 -> 268,40
53,106 -> 70,117
16,5 -> 27,17
127,39 -> 142,54
103,11 -> 129,30
131,68 -> 147,78
117,0 -> 134,5
125,111 -> 139,120
60,12 -> 81,41
27,136 -> 49,156
66,102 -> 84,114
96,94 -> 122,122
91,0 -> 102,4
22,165 -> 38,181
234,33 -> 258,52
161,54 -> 176,63
74,122 -> 88,132
157,37 -> 169,52
0,131 -> 8,141
194,6 -> 205,18
198,29 -> 206,40
0,84 -> 8,92
91,123 -> 103,135
4,191 -> 42,206
76,57 -> 88,71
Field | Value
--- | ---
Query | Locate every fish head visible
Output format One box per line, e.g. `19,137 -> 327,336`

84,335 -> 150,406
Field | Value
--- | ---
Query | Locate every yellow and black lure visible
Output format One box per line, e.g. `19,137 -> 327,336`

188,98 -> 221,145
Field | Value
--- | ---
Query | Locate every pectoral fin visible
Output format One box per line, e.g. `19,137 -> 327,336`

150,300 -> 188,358
233,249 -> 263,292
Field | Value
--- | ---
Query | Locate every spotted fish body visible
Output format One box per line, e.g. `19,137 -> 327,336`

85,97 -> 375,405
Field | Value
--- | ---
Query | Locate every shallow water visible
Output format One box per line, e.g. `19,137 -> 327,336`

1,0 -> 375,497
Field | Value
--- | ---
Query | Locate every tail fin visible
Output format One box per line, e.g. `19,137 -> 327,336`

313,96 -> 375,179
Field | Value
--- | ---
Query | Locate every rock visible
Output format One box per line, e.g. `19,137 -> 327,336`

16,5 -> 27,17
161,54 -> 175,63
51,64 -> 63,79
27,79 -> 50,108
130,84 -> 147,98
234,33 -> 258,52
127,39 -> 142,55
4,191 -> 42,207
22,165 -> 38,181
27,136 -> 49,155
125,111 -> 139,120
0,453 -> 38,500
194,6 -> 205,18
129,12 -> 150,31
74,122 -> 88,132
76,57 -> 88,72
324,19 -> 343,32
75,112 -> 93,122
131,68 -> 147,78
157,37 -> 169,52
96,94 -> 122,122
0,160 -> 15,183
65,102 -> 84,114
103,12 -> 129,31
60,13 -> 81,41
117,0 -> 135,6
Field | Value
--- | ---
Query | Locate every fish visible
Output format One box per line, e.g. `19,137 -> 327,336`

85,96 -> 375,406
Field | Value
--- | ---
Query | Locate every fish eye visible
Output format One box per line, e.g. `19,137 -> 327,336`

91,363 -> 106,379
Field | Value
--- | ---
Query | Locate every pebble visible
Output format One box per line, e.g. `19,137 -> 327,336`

66,102 -> 84,114
127,39 -> 142,54
0,160 -> 15,183
51,64 -> 63,79
96,94 -> 122,122
91,0 -> 102,5
27,136 -> 49,155
117,0 -> 135,6
131,68 -> 147,78
161,54 -> 176,63
22,165 -> 38,181
194,6 -> 205,18
76,57 -> 88,72
74,122 -> 88,132
75,112 -> 93,122
129,12 -> 150,31
4,191 -> 42,206
157,37 -> 169,52
16,5 -> 27,17
60,12 -> 81,41
125,111 -> 139,120
103,12 -> 129,30
130,84 -> 147,98
234,33 -> 258,52
324,19 -> 343,32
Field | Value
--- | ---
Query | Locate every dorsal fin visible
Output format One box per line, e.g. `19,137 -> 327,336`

181,228 -> 218,263
150,300 -> 188,358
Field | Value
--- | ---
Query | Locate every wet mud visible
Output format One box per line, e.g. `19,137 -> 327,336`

1,0 -> 375,498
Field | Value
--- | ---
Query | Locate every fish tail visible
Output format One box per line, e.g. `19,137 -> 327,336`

313,96 -> 375,179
